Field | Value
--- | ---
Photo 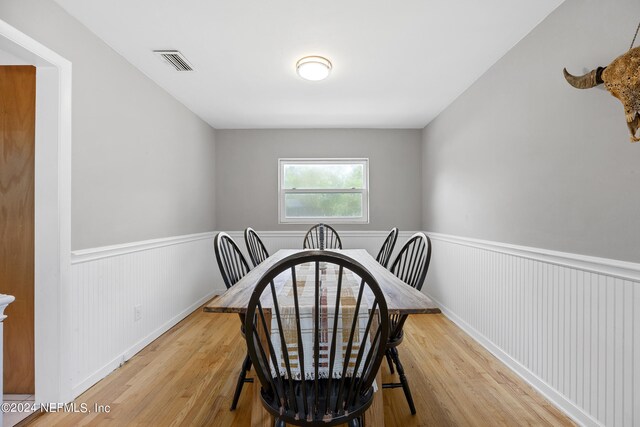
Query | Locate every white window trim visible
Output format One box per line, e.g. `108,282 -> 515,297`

278,158 -> 370,224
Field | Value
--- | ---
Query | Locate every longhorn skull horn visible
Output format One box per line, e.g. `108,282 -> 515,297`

563,66 -> 606,89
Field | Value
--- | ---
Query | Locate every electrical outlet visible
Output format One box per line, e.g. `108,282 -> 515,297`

134,305 -> 142,322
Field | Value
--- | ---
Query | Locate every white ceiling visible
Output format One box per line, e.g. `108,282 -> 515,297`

53,0 -> 562,129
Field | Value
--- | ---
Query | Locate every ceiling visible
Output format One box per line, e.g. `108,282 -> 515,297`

53,0 -> 562,129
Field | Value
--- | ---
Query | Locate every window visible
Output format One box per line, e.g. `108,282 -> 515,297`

278,158 -> 369,224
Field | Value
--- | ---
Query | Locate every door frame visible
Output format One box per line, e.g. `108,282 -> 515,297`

0,19 -> 72,403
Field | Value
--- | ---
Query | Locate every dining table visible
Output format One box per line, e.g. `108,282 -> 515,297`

204,248 -> 441,427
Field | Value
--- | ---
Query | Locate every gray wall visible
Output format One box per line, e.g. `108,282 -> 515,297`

0,0 -> 217,250
0,48 -> 28,64
422,0 -> 640,262
216,129 -> 422,231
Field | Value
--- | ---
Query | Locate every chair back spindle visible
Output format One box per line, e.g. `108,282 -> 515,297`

244,227 -> 270,267
387,232 -> 432,341
214,232 -> 251,289
303,223 -> 342,250
375,227 -> 399,268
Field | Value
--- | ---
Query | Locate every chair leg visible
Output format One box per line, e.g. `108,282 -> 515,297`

385,349 -> 395,374
348,416 -> 363,427
245,354 -> 252,372
389,347 -> 416,415
230,353 -> 252,410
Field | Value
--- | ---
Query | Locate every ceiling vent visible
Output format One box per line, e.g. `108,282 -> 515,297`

153,50 -> 194,71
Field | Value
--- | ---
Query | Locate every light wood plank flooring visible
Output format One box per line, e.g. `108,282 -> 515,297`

24,309 -> 573,426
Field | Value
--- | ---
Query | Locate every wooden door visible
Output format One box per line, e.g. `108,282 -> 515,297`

0,66 -> 36,394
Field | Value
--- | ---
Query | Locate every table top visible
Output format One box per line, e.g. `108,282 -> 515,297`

204,249 -> 441,316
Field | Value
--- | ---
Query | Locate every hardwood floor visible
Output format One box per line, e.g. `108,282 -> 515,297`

25,309 -> 573,426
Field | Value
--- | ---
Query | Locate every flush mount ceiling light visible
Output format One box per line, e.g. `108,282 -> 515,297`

296,56 -> 332,81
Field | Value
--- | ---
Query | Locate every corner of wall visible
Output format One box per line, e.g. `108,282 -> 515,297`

211,126 -> 218,231
420,124 -> 429,231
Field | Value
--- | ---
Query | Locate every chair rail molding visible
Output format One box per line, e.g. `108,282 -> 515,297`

424,231 -> 640,427
427,232 -> 640,282
71,231 -> 216,263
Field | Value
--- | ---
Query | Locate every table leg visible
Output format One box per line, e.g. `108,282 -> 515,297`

363,313 -> 384,427
251,311 -> 274,427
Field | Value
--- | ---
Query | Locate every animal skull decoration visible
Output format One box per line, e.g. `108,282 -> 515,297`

564,46 -> 640,142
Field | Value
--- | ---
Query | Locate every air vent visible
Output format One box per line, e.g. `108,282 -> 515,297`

153,50 -> 194,71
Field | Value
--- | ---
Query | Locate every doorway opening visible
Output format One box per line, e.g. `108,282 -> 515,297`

0,65 -> 36,426
0,18 -> 72,411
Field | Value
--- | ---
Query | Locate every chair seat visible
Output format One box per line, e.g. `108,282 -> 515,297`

387,316 -> 405,348
260,378 -> 374,426
387,333 -> 403,348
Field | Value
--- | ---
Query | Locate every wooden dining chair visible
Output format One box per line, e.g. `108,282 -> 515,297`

375,227 -> 399,268
215,232 -> 252,290
213,232 -> 253,410
244,227 -> 270,267
303,223 -> 342,250
244,251 -> 389,427
383,232 -> 432,415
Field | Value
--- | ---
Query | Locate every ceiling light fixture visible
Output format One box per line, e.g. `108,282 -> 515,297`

296,56 -> 332,81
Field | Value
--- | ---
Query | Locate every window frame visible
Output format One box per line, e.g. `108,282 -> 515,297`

278,158 -> 370,224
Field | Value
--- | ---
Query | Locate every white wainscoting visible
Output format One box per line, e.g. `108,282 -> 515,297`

68,230 -> 411,399
425,232 -> 640,427
70,232 -> 220,397
69,229 -> 639,425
